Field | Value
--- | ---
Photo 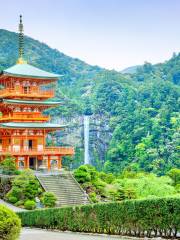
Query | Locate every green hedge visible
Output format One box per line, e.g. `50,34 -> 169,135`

18,197 -> 180,238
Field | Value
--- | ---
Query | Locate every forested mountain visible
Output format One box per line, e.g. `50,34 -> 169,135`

0,29 -> 179,175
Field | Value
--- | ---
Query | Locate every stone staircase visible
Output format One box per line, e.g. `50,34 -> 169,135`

36,171 -> 90,207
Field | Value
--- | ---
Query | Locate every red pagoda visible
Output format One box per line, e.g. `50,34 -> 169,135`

0,16 -> 74,170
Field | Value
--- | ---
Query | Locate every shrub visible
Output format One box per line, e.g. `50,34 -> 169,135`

18,197 -> 180,238
0,176 -> 12,198
42,192 -> 57,208
168,168 -> 180,186
0,155 -> 17,175
74,165 -> 98,183
8,196 -> 18,204
99,172 -> 115,184
89,192 -> 98,203
24,200 -> 36,210
0,204 -> 21,240
6,169 -> 42,208
15,200 -> 25,207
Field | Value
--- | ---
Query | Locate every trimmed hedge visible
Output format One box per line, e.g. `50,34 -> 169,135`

0,204 -> 21,240
18,197 -> 180,238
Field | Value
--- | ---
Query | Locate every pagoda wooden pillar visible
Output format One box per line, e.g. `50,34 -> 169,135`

58,156 -> 62,169
15,157 -> 18,169
47,156 -> 51,171
25,156 -> 29,169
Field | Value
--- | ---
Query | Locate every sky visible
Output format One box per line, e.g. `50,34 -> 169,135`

0,0 -> 180,70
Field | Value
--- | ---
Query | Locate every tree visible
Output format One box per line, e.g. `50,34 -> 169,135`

167,168 -> 180,186
0,155 -> 17,175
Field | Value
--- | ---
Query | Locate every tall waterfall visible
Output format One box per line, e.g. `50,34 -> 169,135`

84,115 -> 90,164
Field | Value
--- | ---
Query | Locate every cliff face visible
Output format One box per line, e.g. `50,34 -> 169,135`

52,115 -> 112,167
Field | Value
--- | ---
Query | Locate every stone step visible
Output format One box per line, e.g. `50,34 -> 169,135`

37,172 -> 90,207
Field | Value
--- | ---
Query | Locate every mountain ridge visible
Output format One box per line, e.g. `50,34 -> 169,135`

0,29 -> 179,174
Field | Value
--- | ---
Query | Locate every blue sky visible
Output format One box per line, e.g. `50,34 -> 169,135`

1,0 -> 180,70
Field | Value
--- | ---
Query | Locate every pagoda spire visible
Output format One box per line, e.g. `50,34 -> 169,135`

17,15 -> 26,64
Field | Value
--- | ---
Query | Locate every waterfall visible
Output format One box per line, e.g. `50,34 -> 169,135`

84,115 -> 90,164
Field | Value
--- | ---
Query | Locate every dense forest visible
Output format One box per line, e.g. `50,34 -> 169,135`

0,29 -> 179,175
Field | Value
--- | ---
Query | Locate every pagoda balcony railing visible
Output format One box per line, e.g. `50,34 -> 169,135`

0,113 -> 50,122
0,146 -> 74,156
0,88 -> 54,99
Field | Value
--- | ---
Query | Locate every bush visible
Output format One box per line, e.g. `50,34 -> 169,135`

0,155 -> 17,175
168,168 -> 180,186
6,169 -> 42,208
15,200 -> 25,207
0,176 -> 12,198
74,165 -> 98,183
24,200 -> 36,210
8,196 -> 18,204
0,204 -> 21,240
89,192 -> 98,203
42,192 -> 57,208
18,197 -> 180,238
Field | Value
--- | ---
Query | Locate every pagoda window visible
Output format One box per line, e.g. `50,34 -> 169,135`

15,81 -> 20,85
23,81 -> 30,86
14,107 -> 20,112
23,86 -> 30,94
51,159 -> 58,169
18,160 -> 25,168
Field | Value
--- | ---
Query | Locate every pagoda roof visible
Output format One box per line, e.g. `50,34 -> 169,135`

1,99 -> 61,106
0,122 -> 65,129
2,63 -> 60,80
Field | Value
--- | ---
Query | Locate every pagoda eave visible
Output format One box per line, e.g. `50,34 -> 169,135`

0,74 -> 57,85
0,122 -> 66,130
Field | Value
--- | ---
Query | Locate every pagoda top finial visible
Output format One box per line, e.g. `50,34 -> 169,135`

17,15 -> 27,64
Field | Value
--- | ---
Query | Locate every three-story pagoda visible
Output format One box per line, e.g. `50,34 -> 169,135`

0,16 -> 74,170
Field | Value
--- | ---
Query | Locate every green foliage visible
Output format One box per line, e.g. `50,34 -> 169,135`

41,192 -> 57,208
114,174 -> 176,199
74,165 -> 98,183
167,168 -> 180,186
89,192 -> 98,203
0,30 -> 179,174
6,169 -> 42,209
0,176 -> 12,198
0,204 -> 21,240
74,165 -> 108,201
8,196 -> 18,204
74,165 -> 179,202
0,155 -> 18,175
24,200 -> 36,210
18,197 -> 180,238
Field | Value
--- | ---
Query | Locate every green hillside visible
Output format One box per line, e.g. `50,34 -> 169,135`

0,29 -> 179,175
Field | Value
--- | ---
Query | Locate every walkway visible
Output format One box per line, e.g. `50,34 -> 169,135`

20,228 -> 126,240
0,199 -> 26,212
